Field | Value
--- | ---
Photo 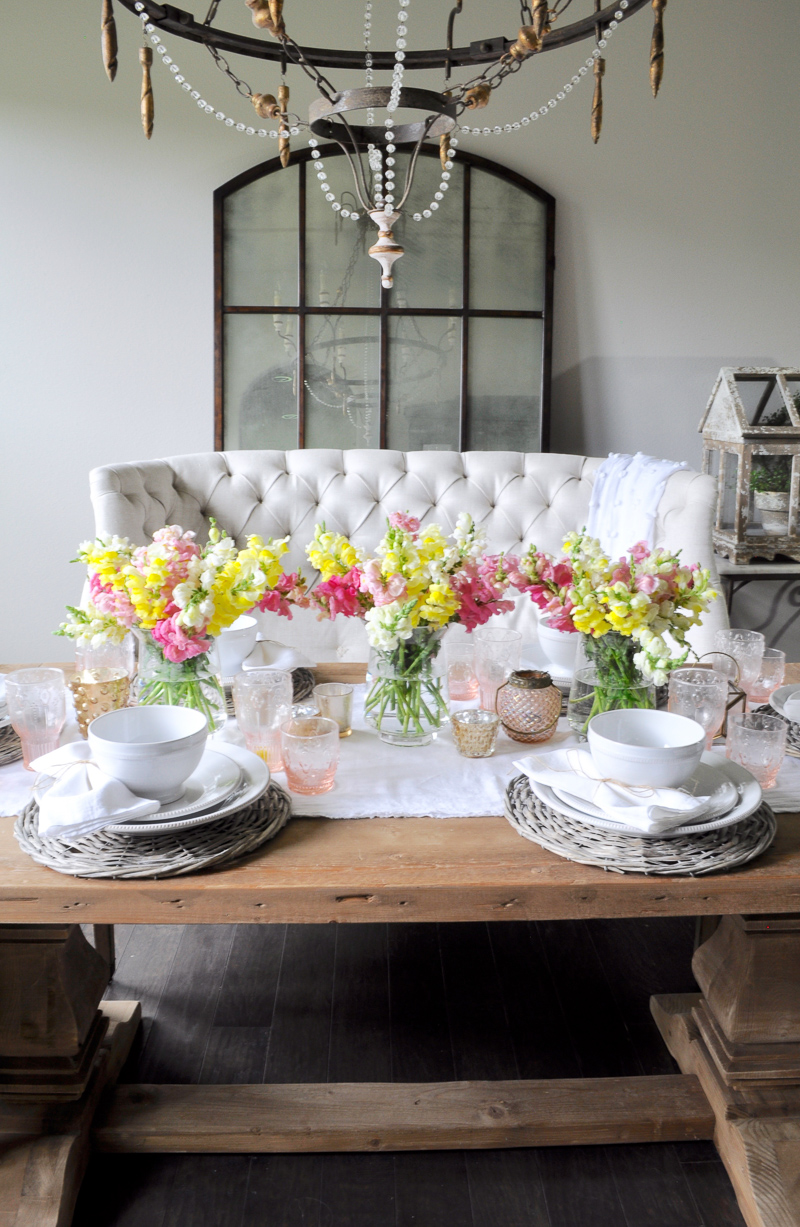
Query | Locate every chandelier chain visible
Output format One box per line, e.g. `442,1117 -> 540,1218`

205,43 -> 253,99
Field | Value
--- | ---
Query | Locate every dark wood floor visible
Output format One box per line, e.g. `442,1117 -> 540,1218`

75,919 -> 745,1227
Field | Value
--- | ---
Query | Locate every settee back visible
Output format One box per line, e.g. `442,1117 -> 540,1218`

89,449 -> 726,660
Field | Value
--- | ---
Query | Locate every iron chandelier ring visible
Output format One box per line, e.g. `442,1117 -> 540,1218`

308,88 -> 457,147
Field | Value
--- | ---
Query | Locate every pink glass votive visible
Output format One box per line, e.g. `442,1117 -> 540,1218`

5,668 -> 67,769
281,716 -> 340,795
747,648 -> 786,707
446,639 -> 479,702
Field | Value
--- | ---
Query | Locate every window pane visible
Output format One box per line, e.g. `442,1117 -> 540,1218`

305,315 -> 380,448
387,315 -> 460,451
467,318 -> 543,450
469,169 -> 547,311
389,154 -> 464,308
306,159 -> 379,309
223,315 -> 298,449
223,165 -> 299,306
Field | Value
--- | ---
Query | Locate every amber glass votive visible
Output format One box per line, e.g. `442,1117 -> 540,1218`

313,682 -> 353,737
451,710 -> 500,758
68,668 -> 130,738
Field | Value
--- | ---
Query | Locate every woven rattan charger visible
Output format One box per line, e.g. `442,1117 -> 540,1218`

14,784 -> 291,880
504,774 -> 777,876
0,725 -> 22,767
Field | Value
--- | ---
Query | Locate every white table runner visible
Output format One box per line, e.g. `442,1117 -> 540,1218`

3,685 -> 800,821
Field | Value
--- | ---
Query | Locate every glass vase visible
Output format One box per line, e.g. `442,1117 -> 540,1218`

567,631 -> 655,737
133,629 -> 227,733
365,626 -> 449,747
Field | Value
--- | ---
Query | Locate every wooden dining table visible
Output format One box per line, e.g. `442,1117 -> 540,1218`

1,662 -> 799,1227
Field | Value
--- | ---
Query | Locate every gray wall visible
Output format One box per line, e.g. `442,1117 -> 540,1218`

2,0 -> 799,659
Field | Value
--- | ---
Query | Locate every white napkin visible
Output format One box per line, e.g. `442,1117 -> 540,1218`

782,691 -> 800,722
242,639 -> 314,672
513,746 -> 716,835
30,742 -> 160,839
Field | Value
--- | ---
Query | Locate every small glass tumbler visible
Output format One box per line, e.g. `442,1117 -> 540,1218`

232,669 -> 293,770
446,639 -> 479,702
68,668 -> 131,738
713,629 -> 765,695
281,716 -> 340,794
474,627 -> 522,711
451,710 -> 500,758
5,668 -> 67,769
313,682 -> 353,737
567,666 -> 656,739
668,667 -> 728,750
726,712 -> 787,789
748,648 -> 786,707
75,633 -> 136,680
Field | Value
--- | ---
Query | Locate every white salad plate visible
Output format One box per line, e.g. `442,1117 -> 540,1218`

769,684 -> 800,722
521,643 -> 573,688
112,748 -> 242,823
106,742 -> 269,834
528,751 -> 762,838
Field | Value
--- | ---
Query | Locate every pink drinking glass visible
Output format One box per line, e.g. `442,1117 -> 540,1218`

445,638 -> 479,702
232,669 -> 293,770
726,712 -> 787,789
5,668 -> 67,769
281,716 -> 340,795
747,648 -> 786,707
474,627 -> 522,710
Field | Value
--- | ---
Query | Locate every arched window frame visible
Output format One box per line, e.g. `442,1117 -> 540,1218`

214,145 -> 555,451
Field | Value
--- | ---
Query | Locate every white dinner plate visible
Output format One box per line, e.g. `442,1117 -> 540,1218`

521,643 -> 573,688
770,684 -> 800,722
122,748 -> 242,823
106,742 -> 269,834
528,751 -> 762,838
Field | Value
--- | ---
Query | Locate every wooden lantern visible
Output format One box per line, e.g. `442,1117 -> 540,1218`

699,367 -> 800,563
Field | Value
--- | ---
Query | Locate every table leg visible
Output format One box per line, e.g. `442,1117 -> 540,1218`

652,914 -> 800,1227
0,924 -> 140,1226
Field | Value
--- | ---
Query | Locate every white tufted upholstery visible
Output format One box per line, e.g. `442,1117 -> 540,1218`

89,450 -> 727,660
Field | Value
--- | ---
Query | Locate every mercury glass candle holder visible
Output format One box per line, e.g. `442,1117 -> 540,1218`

495,670 -> 561,743
313,682 -> 354,737
68,667 -> 131,738
451,710 -> 500,758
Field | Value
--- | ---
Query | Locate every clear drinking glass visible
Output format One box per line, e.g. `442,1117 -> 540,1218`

748,648 -> 786,707
445,638 -> 479,702
668,667 -> 728,750
726,712 -> 787,789
313,682 -> 353,737
75,633 -> 136,680
5,668 -> 67,769
232,669 -> 293,770
281,716 -> 340,795
713,629 -> 765,695
567,666 -> 656,739
474,627 -> 522,710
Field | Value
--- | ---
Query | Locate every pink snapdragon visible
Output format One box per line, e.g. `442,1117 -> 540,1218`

629,541 -> 650,563
388,511 -> 421,535
360,559 -> 408,607
452,562 -> 515,632
312,567 -> 365,620
89,573 -> 137,628
151,614 -> 211,663
257,572 -> 308,620
541,598 -> 577,633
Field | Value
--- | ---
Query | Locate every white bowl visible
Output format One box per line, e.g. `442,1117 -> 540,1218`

587,708 -> 705,788
88,705 -> 208,804
537,621 -> 580,672
215,615 -> 259,679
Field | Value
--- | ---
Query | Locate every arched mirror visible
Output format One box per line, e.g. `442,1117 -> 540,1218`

215,145 -> 554,452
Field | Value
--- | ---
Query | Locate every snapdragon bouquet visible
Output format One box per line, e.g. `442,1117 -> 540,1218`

305,511 -> 524,745
518,532 -> 716,723
58,522 -> 304,730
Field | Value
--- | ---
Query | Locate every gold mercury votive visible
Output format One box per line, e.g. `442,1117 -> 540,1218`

451,709 -> 500,758
68,667 -> 130,738
313,682 -> 354,737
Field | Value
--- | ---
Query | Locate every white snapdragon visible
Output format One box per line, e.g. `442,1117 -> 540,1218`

365,601 -> 414,651
453,512 -> 487,559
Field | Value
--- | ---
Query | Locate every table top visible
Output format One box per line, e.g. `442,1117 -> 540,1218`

1,663 -> 799,927
715,558 -> 800,576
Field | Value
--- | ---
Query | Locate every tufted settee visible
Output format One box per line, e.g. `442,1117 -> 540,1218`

89,450 -> 727,661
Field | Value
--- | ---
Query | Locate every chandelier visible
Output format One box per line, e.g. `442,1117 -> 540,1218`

104,0 -> 667,287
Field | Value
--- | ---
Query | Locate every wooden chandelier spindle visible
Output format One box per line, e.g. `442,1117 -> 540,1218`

439,133 -> 450,171
278,81 -> 290,167
246,0 -> 278,34
509,25 -> 540,61
268,0 -> 285,36
464,82 -> 491,110
591,56 -> 605,144
650,0 -> 666,97
101,0 -> 118,82
532,0 -> 550,41
252,92 -> 280,119
140,45 -> 154,140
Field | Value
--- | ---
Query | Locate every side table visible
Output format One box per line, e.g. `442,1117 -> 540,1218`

716,556 -> 800,616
